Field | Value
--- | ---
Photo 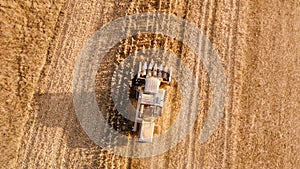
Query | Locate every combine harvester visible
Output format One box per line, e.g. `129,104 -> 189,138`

131,61 -> 172,143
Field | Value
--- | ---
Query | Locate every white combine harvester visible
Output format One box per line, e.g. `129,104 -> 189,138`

131,61 -> 172,142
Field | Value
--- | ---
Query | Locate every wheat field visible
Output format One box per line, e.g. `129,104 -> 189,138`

1,0 -> 299,168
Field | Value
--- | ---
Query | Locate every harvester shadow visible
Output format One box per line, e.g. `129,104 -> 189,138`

34,93 -> 96,148
34,89 -> 137,149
